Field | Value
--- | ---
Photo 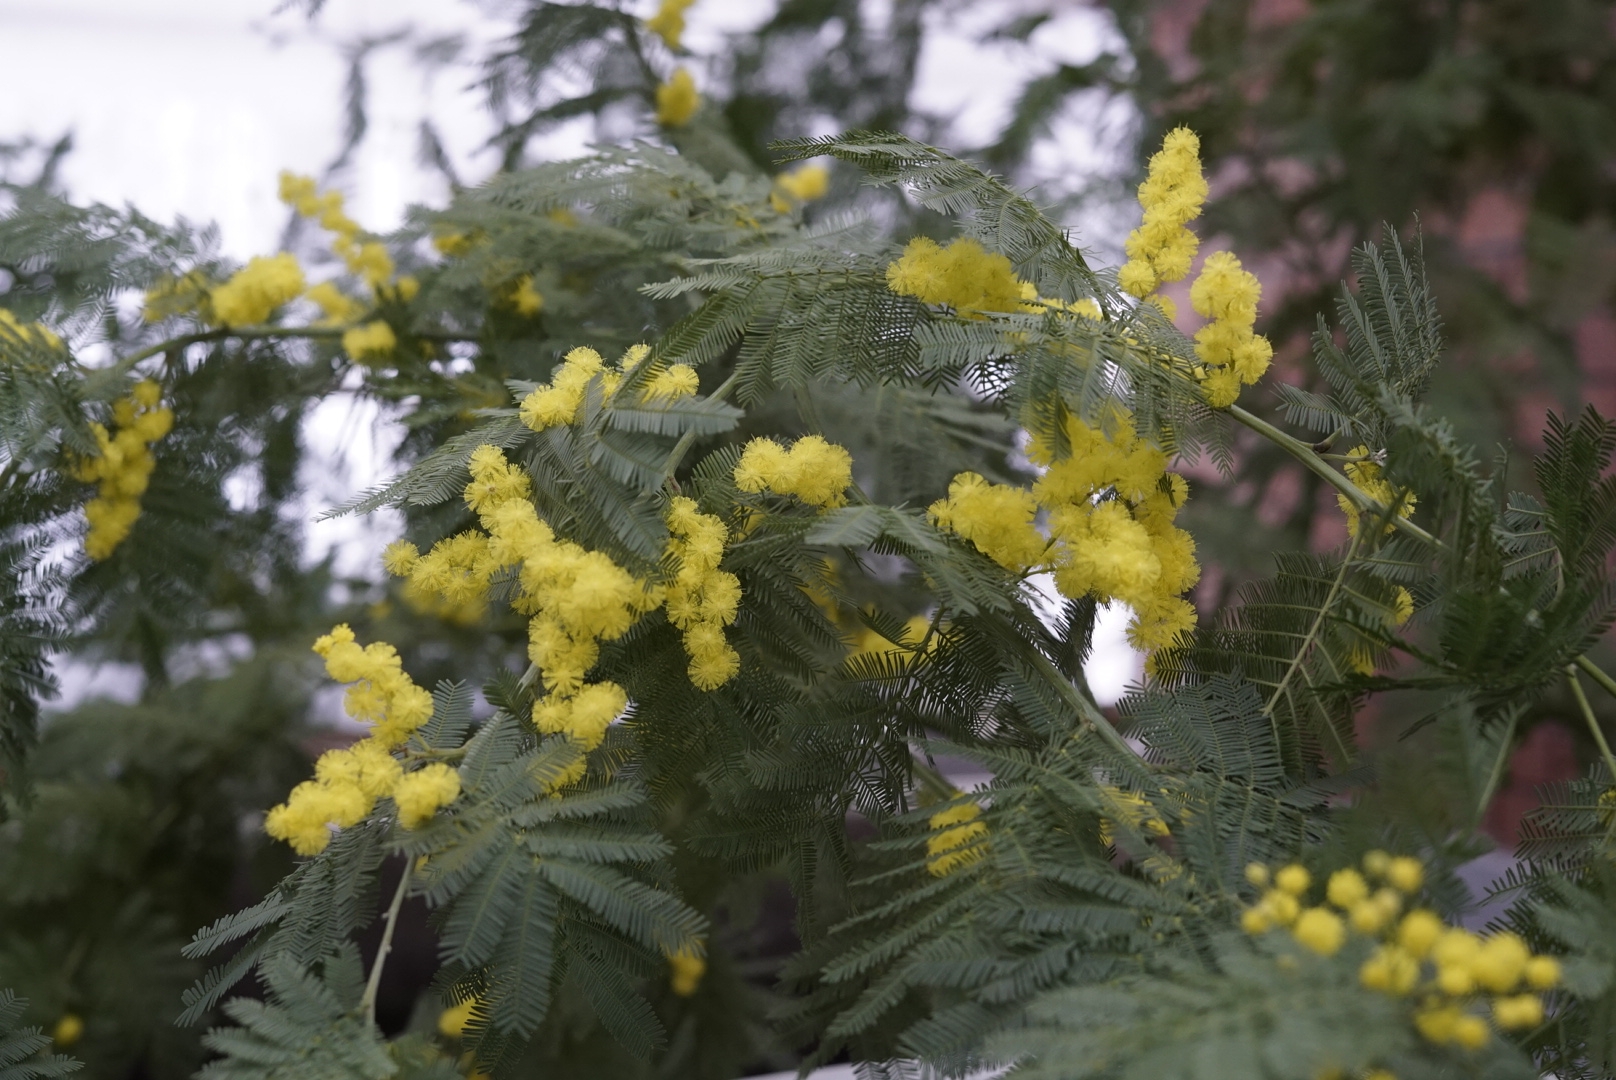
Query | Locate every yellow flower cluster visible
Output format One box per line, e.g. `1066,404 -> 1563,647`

1117,127 -> 1207,306
928,411 -> 1199,652
210,253 -> 305,327
264,625 -> 457,855
732,435 -> 853,510
885,237 -> 1030,317
518,344 -> 697,430
926,798 -> 988,877
667,946 -> 706,997
1097,785 -> 1171,846
387,447 -> 676,785
646,0 -> 696,49
341,321 -> 397,365
0,307 -> 63,351
1336,446 -> 1418,540
51,1013 -> 83,1048
664,497 -> 743,689
509,275 -> 545,317
76,380 -> 173,561
1189,251 -> 1274,407
278,172 -> 400,291
656,67 -> 700,127
307,280 -> 365,325
1115,128 -> 1274,408
927,472 -> 1045,572
770,163 -> 830,212
1243,854 -> 1560,1052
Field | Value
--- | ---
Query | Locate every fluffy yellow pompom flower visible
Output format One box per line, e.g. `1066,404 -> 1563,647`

926,799 -> 988,877
733,435 -> 853,509
393,762 -> 461,828
664,496 -> 742,689
645,363 -> 699,400
1525,955 -> 1561,989
1385,855 -> 1424,893
52,1014 -> 83,1048
311,624 -> 435,748
1274,864 -> 1310,896
885,236 -> 1028,316
464,444 -> 532,524
656,67 -> 700,127
646,0 -> 696,49
1293,907 -> 1346,956
1118,127 -> 1207,300
1359,945 -> 1419,995
510,275 -> 545,316
342,320 -> 396,364
1397,909 -> 1444,958
438,997 -> 477,1038
928,472 -> 1045,572
1492,994 -> 1544,1031
668,947 -> 706,996
1336,446 -> 1418,540
1326,868 -> 1370,909
771,163 -> 830,211
306,280 -> 365,325
533,680 -> 627,749
77,380 -> 173,561
210,253 -> 305,326
1189,250 -> 1273,407
519,346 -> 608,430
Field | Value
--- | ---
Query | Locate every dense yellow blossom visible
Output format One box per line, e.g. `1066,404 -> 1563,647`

1336,446 -> 1418,540
771,163 -> 830,211
312,624 -> 436,747
885,236 -> 1028,316
1293,907 -> 1346,956
1242,852 -> 1560,1053
438,998 -> 476,1038
645,363 -> 699,399
76,379 -> 173,560
665,496 -> 742,689
1117,127 -> 1207,300
926,799 -> 987,877
668,947 -> 706,997
432,229 -> 477,258
342,320 -> 397,364
927,409 -> 1199,653
517,343 -> 665,431
656,67 -> 700,127
210,253 -> 305,327
306,280 -> 366,325
732,435 -> 853,509
927,472 -> 1045,572
279,172 -> 406,295
646,0 -> 696,49
1097,785 -> 1170,846
265,626 -> 456,853
1189,250 -> 1274,406
52,1014 -> 83,1048
393,762 -> 462,828
511,275 -> 545,316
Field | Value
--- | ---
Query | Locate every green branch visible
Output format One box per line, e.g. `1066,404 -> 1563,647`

1568,664 -> 1616,783
361,857 -> 413,1026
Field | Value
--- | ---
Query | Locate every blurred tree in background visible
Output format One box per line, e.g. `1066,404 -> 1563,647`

1,2 -> 1615,1078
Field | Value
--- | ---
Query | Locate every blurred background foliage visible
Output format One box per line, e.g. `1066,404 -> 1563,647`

1,0 -> 1614,1076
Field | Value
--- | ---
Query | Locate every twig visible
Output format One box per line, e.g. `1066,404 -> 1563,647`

361,857 -> 413,1025
1567,664 -> 1616,784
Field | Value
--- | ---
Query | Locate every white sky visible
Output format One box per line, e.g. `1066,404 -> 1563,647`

2,0 -> 1143,708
